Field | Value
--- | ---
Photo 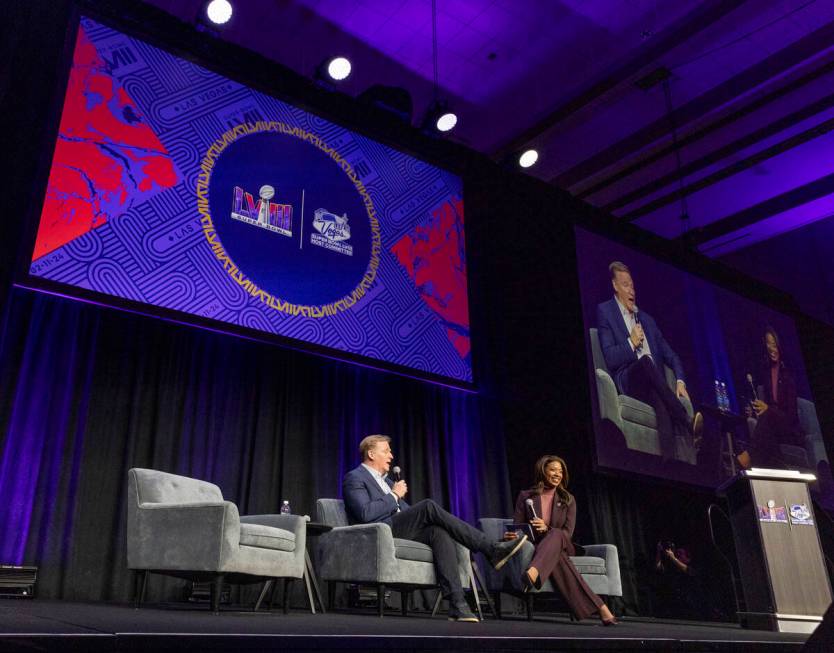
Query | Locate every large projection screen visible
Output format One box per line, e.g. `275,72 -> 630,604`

576,227 -> 831,501
23,16 -> 472,386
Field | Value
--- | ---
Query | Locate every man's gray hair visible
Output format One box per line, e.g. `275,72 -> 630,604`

609,261 -> 630,279
359,434 -> 391,460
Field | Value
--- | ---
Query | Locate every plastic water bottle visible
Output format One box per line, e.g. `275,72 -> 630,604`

280,500 -> 291,515
714,380 -> 722,410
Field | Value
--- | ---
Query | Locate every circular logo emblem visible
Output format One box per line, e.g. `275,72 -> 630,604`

197,122 -> 380,316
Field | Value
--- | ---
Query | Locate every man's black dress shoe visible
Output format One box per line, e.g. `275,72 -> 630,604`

448,601 -> 480,622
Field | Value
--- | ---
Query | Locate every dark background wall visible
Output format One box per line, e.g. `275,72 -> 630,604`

1,0 -> 832,618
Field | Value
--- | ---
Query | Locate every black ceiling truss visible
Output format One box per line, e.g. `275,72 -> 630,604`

680,171 -> 834,247
611,91 -> 834,218
552,18 -> 834,189
575,55 -> 834,202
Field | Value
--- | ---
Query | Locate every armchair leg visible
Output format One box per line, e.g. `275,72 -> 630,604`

283,579 -> 294,614
431,591 -> 442,617
133,570 -> 148,610
327,581 -> 336,611
210,574 -> 225,614
254,580 -> 272,612
377,584 -> 385,618
400,590 -> 409,617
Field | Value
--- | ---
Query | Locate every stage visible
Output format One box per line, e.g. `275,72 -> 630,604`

0,600 -> 814,652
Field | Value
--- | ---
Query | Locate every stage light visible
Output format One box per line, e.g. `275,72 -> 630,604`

422,101 -> 457,134
436,111 -> 457,132
519,149 -> 539,168
205,0 -> 233,25
326,56 -> 352,81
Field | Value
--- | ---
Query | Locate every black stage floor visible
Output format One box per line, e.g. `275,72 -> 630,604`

0,600 -> 819,652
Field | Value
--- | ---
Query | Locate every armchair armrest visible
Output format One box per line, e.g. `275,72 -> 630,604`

127,500 -> 239,572
316,523 -> 399,584
595,369 -> 624,430
582,544 -> 622,597
240,513 -> 307,536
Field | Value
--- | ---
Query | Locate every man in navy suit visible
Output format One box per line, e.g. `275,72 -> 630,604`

343,434 -> 527,622
596,261 -> 702,461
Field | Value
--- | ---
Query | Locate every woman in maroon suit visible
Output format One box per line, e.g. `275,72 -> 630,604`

505,455 -> 617,625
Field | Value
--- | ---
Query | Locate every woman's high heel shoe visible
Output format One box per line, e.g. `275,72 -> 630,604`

521,569 -> 537,593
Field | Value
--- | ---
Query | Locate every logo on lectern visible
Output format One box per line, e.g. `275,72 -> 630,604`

789,503 -> 813,525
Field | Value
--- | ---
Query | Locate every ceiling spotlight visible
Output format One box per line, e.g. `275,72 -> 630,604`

205,0 -> 233,25
326,56 -> 352,81
436,111 -> 457,132
422,100 -> 457,134
519,149 -> 539,168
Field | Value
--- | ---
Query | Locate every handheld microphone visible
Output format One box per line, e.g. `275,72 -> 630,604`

525,498 -> 539,520
391,466 -> 402,482
632,306 -> 643,352
746,374 -> 758,400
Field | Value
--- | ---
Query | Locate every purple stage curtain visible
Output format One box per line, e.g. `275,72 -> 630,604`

0,288 -> 510,601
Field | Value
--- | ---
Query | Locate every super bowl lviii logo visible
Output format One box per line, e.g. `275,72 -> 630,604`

231,184 -> 292,237
311,208 -> 352,256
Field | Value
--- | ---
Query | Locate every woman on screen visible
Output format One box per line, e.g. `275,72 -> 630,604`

737,326 -> 801,469
504,455 -> 617,625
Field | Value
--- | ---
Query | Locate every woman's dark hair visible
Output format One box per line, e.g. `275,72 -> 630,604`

530,455 -> 573,505
763,325 -> 784,368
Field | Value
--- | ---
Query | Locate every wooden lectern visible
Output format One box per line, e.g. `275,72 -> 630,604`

719,469 -> 832,633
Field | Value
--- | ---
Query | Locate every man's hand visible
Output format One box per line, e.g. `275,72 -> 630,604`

530,517 -> 548,534
752,399 -> 769,416
391,480 -> 408,499
676,380 -> 689,400
630,323 -> 645,349
503,531 -> 518,541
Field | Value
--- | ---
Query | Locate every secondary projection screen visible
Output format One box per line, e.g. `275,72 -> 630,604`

576,227 -> 832,503
24,16 -> 472,386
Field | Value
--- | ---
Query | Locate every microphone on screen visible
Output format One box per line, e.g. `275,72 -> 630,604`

633,306 -> 643,353
747,373 -> 758,400
392,466 -> 402,482
525,498 -> 539,520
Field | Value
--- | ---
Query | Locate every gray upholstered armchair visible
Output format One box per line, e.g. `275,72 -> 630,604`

315,498 -> 472,617
746,394 -> 829,471
589,327 -> 697,464
478,517 -> 622,619
127,468 -> 306,613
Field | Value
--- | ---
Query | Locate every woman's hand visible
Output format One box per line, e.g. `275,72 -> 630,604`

503,530 -> 518,541
530,517 -> 548,534
752,399 -> 769,416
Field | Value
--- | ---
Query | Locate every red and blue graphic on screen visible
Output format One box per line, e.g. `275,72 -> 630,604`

30,17 -> 471,383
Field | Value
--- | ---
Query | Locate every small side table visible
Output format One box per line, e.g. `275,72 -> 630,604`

254,520 -> 332,614
303,522 -> 332,614
699,404 -> 748,476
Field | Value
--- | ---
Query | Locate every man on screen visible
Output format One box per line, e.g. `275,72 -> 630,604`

596,261 -> 703,461
342,435 -> 527,622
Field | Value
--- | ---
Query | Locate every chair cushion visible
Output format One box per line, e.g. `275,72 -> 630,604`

570,555 -> 606,575
394,538 -> 434,563
618,395 -> 656,428
239,522 -> 295,552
